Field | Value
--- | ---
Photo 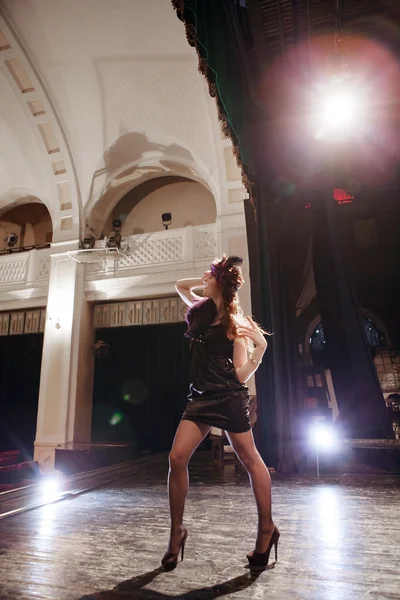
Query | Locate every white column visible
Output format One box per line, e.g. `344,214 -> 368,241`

34,252 -> 94,469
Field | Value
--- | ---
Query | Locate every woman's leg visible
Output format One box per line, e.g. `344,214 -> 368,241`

225,429 -> 274,553
167,419 -> 210,553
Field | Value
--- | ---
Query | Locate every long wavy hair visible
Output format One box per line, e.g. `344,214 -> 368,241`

185,255 -> 257,344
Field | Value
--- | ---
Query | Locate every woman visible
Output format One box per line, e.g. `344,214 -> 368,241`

161,255 -> 279,571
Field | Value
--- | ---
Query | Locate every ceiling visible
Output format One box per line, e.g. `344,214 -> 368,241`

0,0 -> 229,242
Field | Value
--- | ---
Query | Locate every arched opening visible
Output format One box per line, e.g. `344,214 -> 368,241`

101,176 -> 216,237
0,200 -> 52,252
306,312 -> 400,395
309,317 -> 385,368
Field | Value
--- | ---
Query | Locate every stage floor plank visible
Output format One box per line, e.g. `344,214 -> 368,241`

0,453 -> 399,600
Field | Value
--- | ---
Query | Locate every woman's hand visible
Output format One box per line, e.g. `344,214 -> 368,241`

236,317 -> 268,349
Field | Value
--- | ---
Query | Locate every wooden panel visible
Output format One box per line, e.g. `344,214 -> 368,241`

126,301 -> 143,326
160,297 -> 178,324
178,299 -> 188,322
93,304 -> 110,328
93,298 -> 186,329
0,313 -> 10,336
0,454 -> 400,598
39,310 -> 46,333
142,300 -> 160,325
24,310 -> 41,334
110,303 -> 126,327
9,312 -> 25,335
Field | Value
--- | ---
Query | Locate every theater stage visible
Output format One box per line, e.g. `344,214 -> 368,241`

0,452 -> 399,600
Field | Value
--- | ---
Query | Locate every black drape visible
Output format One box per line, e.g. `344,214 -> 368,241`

0,334 -> 44,458
92,324 -> 190,453
173,0 -> 395,471
174,0 -> 307,471
312,188 -> 393,439
245,192 -> 306,472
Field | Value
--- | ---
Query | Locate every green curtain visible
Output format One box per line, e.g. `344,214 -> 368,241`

172,0 -> 256,181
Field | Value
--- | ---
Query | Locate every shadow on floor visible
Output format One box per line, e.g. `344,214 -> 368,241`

78,566 -> 264,599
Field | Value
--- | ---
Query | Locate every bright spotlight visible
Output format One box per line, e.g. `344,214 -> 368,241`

39,475 -> 63,501
321,92 -> 355,128
311,421 -> 337,450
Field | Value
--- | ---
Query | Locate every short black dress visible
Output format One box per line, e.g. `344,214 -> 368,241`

181,323 -> 251,433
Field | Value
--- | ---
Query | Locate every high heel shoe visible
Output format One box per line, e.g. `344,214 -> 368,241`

161,528 -> 188,571
246,526 -> 280,569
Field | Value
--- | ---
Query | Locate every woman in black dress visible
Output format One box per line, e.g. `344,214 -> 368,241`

161,255 -> 279,570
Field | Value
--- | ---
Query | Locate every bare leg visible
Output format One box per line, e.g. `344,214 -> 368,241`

167,420 -> 210,553
225,429 -> 274,553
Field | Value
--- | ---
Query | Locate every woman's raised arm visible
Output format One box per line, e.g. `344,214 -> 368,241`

175,278 -> 204,307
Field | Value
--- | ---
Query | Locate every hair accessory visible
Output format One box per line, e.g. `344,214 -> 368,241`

210,255 -> 243,291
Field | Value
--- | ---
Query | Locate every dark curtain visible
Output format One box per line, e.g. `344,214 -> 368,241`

172,0 -> 255,175
245,193 -> 307,472
92,324 -> 190,454
0,334 -> 44,458
172,1 -> 394,472
312,188 -> 393,438
173,0 -> 308,471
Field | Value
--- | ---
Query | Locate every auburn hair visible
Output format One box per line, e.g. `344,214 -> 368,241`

185,255 -> 263,347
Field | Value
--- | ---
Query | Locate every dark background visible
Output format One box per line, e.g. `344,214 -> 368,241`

92,323 -> 191,454
0,334 -> 44,459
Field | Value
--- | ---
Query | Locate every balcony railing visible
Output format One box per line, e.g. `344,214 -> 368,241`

0,246 -> 51,288
0,224 -> 218,289
85,224 -> 218,278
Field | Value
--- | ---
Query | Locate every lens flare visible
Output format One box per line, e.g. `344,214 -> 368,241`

39,474 -> 63,502
311,422 -> 338,449
321,92 -> 356,128
110,411 -> 124,426
122,379 -> 148,405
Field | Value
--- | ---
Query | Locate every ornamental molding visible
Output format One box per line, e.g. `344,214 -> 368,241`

93,296 -> 187,329
0,308 -> 46,335
0,9 -> 81,240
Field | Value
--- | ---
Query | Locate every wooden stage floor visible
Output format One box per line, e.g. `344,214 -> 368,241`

0,452 -> 399,600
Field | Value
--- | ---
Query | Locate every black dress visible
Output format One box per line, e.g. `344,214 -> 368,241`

181,323 -> 251,433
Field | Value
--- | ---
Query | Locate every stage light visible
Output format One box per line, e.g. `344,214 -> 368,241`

310,419 -> 339,478
321,92 -> 355,129
312,77 -> 363,141
311,421 -> 338,450
106,219 -> 122,248
81,237 -> 95,250
5,232 -> 18,248
162,212 -> 172,230
39,474 -> 63,501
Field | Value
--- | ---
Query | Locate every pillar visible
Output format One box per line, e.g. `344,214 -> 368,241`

34,250 -> 94,470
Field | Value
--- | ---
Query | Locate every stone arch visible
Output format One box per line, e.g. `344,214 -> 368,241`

118,176 -> 216,236
85,147 -> 219,238
0,186 -> 52,216
303,314 -> 321,365
303,309 -> 391,365
0,11 -> 81,243
0,190 -> 53,247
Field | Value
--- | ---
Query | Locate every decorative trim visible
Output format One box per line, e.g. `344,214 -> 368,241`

0,9 -> 81,240
94,296 -> 187,329
0,254 -> 28,284
85,225 -> 218,279
0,308 -> 46,335
171,1 -> 254,192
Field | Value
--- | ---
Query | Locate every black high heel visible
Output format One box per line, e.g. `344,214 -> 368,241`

161,528 -> 188,571
246,526 -> 280,569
